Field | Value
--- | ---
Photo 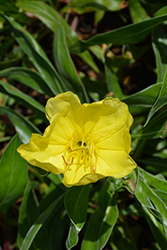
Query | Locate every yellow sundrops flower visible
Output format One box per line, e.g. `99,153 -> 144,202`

17,91 -> 136,187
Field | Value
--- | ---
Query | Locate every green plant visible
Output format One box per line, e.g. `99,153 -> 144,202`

0,1 -> 167,249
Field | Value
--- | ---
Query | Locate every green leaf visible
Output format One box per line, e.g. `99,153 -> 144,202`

46,207 -> 66,250
129,0 -> 150,23
65,185 -> 90,231
104,56 -> 125,99
0,80 -> 46,122
153,190 -> 167,207
39,182 -> 65,213
135,172 -> 167,235
81,75 -> 107,102
53,25 -> 89,103
132,108 -> 167,139
0,0 -> 18,13
16,0 -> 78,47
47,173 -> 66,191
0,67 -> 53,96
38,183 -> 66,250
20,192 -> 65,250
144,206 -> 167,250
78,50 -> 100,74
122,82 -> 161,116
17,183 -> 52,250
89,45 -> 104,63
129,44 -> 150,61
138,157 -> 167,176
0,134 -> 28,210
0,106 -> 41,143
69,14 -> 167,53
3,14 -> 64,95
0,58 -> 21,70
145,67 -> 167,126
66,223 -> 78,250
140,168 -> 167,194
81,192 -> 118,250
0,136 -> 11,143
161,122 -> 167,138
0,38 -> 14,60
98,177 -> 114,213
137,168 -> 167,249
154,6 -> 167,17
65,185 -> 90,249
113,235 -> 136,250
61,0 -> 124,14
152,27 -> 167,83
94,10 -> 105,25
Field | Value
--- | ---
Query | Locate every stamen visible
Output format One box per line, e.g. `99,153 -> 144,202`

92,165 -> 96,173
62,136 -> 96,173
62,155 -> 74,166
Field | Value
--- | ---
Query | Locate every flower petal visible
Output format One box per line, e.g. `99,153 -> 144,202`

45,91 -> 81,120
17,114 -> 75,174
96,124 -> 132,153
62,162 -> 104,187
96,149 -> 136,178
45,91 -> 84,135
82,97 -> 132,137
17,134 -> 64,174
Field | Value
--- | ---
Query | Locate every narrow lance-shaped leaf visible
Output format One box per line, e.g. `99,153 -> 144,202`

136,169 -> 167,246
78,50 -> 100,74
137,157 -> 167,176
98,177 -> 115,212
139,168 -> 167,196
0,67 -> 53,96
0,106 -> 41,143
69,14 -> 167,53
0,0 -> 18,13
53,25 -> 89,103
122,82 -> 161,116
145,67 -> 167,126
81,192 -> 118,250
152,27 -> 167,83
16,0 -> 78,47
154,6 -> 167,18
0,80 -> 46,122
0,134 -> 28,211
0,57 -> 21,71
65,185 -> 90,249
104,56 -> 125,99
132,107 -> 167,139
129,0 -> 150,23
20,193 -> 65,250
0,38 -> 14,60
2,14 -> 64,95
66,224 -> 78,250
65,185 -> 90,231
61,0 -> 125,14
135,173 -> 167,235
18,183 -> 52,250
143,206 -> 167,250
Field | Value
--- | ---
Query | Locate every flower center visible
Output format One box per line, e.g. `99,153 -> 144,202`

62,135 -> 96,173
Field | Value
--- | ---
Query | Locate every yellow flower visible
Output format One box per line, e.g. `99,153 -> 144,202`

17,91 -> 136,187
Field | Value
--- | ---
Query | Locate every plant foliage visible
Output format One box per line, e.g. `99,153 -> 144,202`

0,0 -> 167,249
